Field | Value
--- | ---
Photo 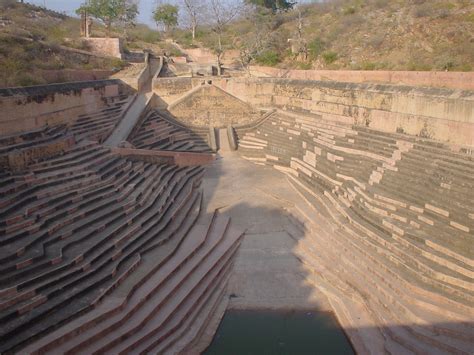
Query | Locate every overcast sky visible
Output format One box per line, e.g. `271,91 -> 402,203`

25,0 -> 159,28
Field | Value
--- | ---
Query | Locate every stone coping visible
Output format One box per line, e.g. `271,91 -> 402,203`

0,79 -> 122,98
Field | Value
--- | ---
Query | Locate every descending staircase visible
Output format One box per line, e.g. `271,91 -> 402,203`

129,108 -> 212,153
23,209 -> 243,355
69,95 -> 133,143
0,126 -> 241,353
236,109 -> 474,354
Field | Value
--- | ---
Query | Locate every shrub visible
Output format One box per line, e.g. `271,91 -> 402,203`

322,51 -> 338,64
308,37 -> 325,59
361,62 -> 376,70
457,63 -> 472,72
466,12 -> 474,23
255,50 -> 280,66
407,60 -> 432,71
343,6 -> 356,15
128,25 -> 160,44
297,61 -> 312,70
16,73 -> 43,87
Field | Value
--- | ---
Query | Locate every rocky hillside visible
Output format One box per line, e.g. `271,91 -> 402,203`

175,0 -> 474,71
0,1 -> 168,88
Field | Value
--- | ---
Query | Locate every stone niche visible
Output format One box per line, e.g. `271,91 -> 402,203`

168,84 -> 260,127
83,37 -> 123,59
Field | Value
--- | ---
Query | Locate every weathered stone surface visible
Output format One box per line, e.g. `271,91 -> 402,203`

0,80 -> 129,136
168,84 -> 260,127
154,77 -> 474,146
81,37 -> 123,59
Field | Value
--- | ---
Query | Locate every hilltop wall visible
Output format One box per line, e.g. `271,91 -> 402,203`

249,66 -> 474,91
0,80 -> 130,135
82,37 -> 123,59
154,77 -> 474,147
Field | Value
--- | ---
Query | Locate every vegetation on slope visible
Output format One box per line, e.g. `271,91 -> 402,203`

0,0 -> 172,87
172,0 -> 474,71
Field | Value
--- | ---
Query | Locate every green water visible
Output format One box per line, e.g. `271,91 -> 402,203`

204,309 -> 355,355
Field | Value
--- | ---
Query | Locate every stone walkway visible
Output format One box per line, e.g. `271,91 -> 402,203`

104,91 -> 153,147
201,150 -> 331,311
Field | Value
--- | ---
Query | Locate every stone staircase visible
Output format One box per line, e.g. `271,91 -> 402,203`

129,108 -> 212,153
236,109 -> 474,354
0,128 -> 240,353
69,94 -> 132,143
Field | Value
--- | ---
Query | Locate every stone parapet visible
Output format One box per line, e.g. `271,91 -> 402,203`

0,80 -> 129,136
249,66 -> 474,91
112,147 -> 215,166
154,77 -> 474,147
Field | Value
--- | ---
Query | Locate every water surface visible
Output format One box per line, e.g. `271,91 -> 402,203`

204,309 -> 355,355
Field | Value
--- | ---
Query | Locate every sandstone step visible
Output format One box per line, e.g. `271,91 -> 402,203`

286,174 -> 473,319
71,213 -> 232,354
161,273 -> 229,355
53,211 -> 221,354
22,191 -> 204,355
0,167 -> 203,353
108,234 -> 240,355
288,180 -> 473,351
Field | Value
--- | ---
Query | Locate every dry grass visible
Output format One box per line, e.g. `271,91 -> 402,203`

175,0 -> 474,71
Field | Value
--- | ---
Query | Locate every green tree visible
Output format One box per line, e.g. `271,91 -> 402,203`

153,3 -> 179,32
246,0 -> 295,12
76,0 -> 138,36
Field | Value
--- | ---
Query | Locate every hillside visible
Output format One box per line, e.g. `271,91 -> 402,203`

0,1 -> 173,87
174,0 -> 474,71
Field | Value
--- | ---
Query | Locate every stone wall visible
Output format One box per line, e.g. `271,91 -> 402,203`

112,147 -> 215,166
167,84 -> 259,127
183,48 -> 240,65
235,110 -> 474,354
249,66 -> 474,91
38,69 -> 113,83
0,80 -> 129,136
153,77 -> 474,147
6,135 -> 76,171
82,37 -> 123,59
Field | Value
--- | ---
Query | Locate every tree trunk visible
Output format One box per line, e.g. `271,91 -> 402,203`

192,25 -> 196,40
217,34 -> 223,76
217,57 -> 222,76
106,20 -> 111,37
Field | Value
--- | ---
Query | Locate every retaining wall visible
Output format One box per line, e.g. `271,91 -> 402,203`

112,147 -> 215,166
154,77 -> 474,147
82,37 -> 123,58
0,80 -> 130,136
183,47 -> 240,65
38,69 -> 114,83
249,66 -> 474,91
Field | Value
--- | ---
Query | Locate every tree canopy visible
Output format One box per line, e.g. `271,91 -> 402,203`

153,3 -> 179,32
76,0 -> 138,35
246,0 -> 295,12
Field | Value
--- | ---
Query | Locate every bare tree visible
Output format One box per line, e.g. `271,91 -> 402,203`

182,0 -> 202,40
208,0 -> 241,75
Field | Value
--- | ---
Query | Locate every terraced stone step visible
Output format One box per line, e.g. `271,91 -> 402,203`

287,176 -> 473,348
0,167 -> 205,353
